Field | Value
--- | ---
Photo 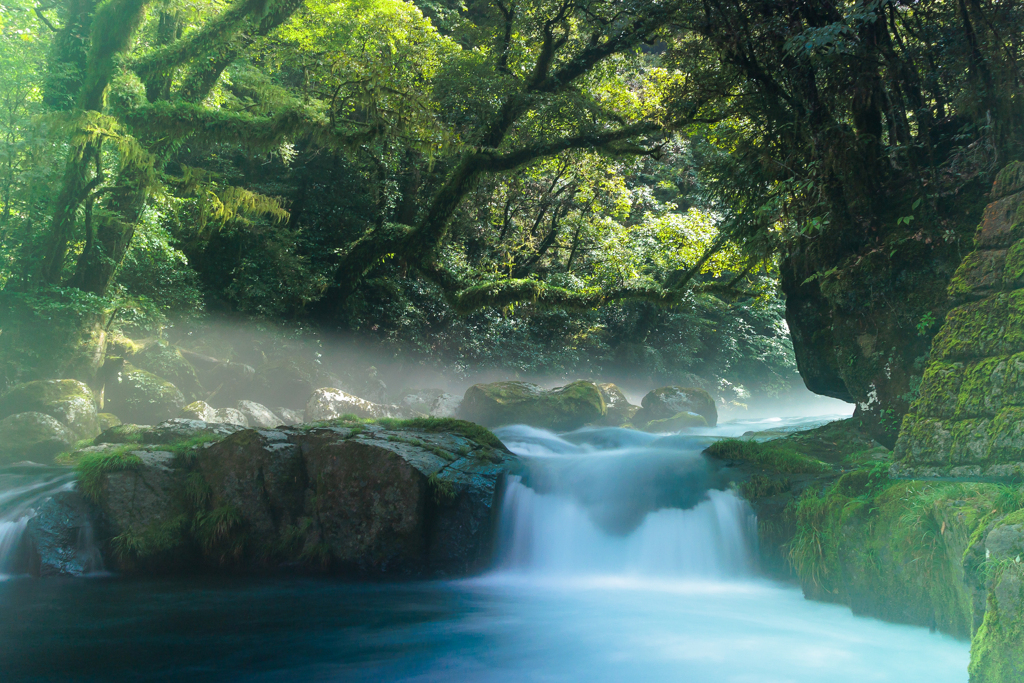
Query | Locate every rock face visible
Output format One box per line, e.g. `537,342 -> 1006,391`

106,364 -> 185,425
85,419 -> 521,577
633,386 -> 717,428
0,412 -> 73,464
594,383 -> 638,426
305,388 -> 403,421
237,401 -> 281,429
0,379 -> 100,441
458,381 -> 605,431
27,490 -> 104,577
894,162 -> 1024,480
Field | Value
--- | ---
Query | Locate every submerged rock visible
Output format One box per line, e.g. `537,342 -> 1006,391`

105,364 -> 185,425
0,379 -> 100,441
86,418 -> 521,577
634,386 -> 718,428
0,412 -> 74,465
457,381 -> 605,431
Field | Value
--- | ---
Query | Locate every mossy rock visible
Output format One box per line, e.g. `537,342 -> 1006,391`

131,341 -> 204,403
704,438 -> 832,474
0,379 -> 100,440
457,380 -> 605,431
97,413 -> 121,431
634,386 -> 718,428
105,364 -> 185,426
913,361 -> 965,419
180,400 -> 217,422
640,411 -> 707,433
593,383 -> 639,426
0,412 -> 74,465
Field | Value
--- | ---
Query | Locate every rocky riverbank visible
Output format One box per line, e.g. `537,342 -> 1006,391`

711,419 -> 1024,683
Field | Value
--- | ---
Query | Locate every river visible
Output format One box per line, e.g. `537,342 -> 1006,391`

0,415 -> 969,682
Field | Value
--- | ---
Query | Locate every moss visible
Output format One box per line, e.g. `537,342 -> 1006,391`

956,357 -> 1011,419
111,514 -> 189,563
75,448 -> 143,502
428,472 -> 457,505
193,504 -> 246,563
992,161 -> 1024,200
373,417 -> 505,450
459,381 -> 605,431
987,407 -> 1024,462
384,434 -> 457,462
931,296 -> 1009,361
739,475 -> 790,499
969,564 -> 1024,682
641,411 -> 707,432
705,439 -> 833,474
1004,239 -> 1024,286
96,422 -> 146,444
914,361 -> 965,419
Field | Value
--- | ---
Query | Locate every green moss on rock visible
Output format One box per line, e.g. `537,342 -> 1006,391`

105,363 -> 185,425
0,379 -> 99,440
457,380 -> 605,431
705,439 -> 833,474
915,361 -> 965,419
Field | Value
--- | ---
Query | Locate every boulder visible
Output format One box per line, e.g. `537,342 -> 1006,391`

633,386 -> 718,428
0,412 -> 74,464
97,413 -> 121,431
305,388 -> 403,421
178,350 -> 254,406
90,419 -> 521,576
401,389 -> 445,415
105,364 -> 185,425
274,407 -> 305,426
26,490 -> 104,577
457,380 -> 605,431
237,401 -> 281,429
0,379 -> 100,441
987,522 -> 1024,561
180,400 -> 217,422
131,341 -> 204,403
594,383 -> 639,426
429,392 -> 461,418
213,407 -> 248,427
639,411 -> 708,433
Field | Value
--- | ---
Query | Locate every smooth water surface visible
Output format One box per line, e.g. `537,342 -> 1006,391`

0,413 -> 968,682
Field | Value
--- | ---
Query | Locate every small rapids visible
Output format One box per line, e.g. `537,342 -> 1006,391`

0,465 -> 78,578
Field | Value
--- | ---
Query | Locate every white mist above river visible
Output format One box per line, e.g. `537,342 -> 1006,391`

0,415 -> 968,682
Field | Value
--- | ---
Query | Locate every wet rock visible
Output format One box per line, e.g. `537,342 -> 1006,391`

0,412 -> 73,465
0,379 -> 100,441
305,388 -> 403,421
105,364 -> 185,425
457,381 -> 605,431
594,383 -> 638,426
237,401 -> 281,429
634,386 -> 718,428
131,341 -> 204,403
27,490 -> 104,577
429,393 -> 461,418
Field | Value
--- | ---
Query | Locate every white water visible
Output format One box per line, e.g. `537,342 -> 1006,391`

468,419 -> 969,683
0,466 -> 78,578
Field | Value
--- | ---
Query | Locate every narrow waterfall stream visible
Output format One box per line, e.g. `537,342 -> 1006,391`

0,417 -> 969,682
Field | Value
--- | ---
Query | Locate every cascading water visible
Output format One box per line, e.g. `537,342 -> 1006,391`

0,465 -> 92,578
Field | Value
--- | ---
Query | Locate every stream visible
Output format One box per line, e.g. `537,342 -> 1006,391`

0,415 -> 969,682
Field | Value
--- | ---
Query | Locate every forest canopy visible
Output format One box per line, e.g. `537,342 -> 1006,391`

1,0 -> 1021,414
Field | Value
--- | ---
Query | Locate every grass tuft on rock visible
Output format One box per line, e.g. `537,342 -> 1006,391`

76,448 -> 144,502
705,439 -> 833,474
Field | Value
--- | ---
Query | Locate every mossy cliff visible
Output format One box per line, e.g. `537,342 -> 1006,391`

895,162 -> 1024,480
715,418 -> 1024,683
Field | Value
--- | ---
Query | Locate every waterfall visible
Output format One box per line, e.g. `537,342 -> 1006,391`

493,426 -> 758,580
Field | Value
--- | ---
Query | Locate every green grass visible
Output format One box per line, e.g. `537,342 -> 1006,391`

705,439 -> 833,474
75,448 -> 144,501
